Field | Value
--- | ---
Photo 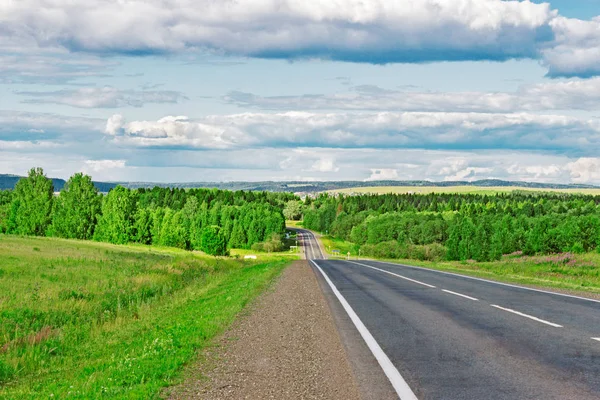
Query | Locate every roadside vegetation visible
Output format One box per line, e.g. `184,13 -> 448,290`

0,168 -> 300,397
0,235 -> 289,398
0,168 -> 295,255
304,191 -> 600,293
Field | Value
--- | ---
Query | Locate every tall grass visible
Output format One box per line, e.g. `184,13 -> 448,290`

0,235 -> 289,398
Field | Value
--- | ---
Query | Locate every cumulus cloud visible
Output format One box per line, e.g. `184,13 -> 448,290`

565,158 -> 600,183
366,168 -> 399,181
309,158 -> 340,173
103,111 -> 600,154
226,78 -> 600,112
0,0 -> 552,59
543,16 -> 600,78
1,0 -> 599,77
18,87 -> 187,108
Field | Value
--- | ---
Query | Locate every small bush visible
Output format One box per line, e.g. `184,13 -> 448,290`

251,242 -> 264,252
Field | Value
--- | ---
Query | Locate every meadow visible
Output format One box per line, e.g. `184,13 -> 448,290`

0,235 -> 290,398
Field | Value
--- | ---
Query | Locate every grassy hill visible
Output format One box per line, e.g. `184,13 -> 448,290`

0,235 -> 290,398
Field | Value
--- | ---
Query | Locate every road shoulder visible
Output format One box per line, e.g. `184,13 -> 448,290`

167,260 -> 361,399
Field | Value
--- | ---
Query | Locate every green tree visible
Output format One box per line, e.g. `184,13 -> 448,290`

9,167 -> 54,236
229,219 -> 247,248
49,173 -> 101,239
200,225 -> 228,256
93,186 -> 137,244
283,200 -> 303,221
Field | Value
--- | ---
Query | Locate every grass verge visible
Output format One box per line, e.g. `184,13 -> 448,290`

0,235 -> 289,398
373,254 -> 600,296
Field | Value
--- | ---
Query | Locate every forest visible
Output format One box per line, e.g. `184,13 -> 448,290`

303,191 -> 600,262
4,167 -> 600,263
0,168 -> 292,255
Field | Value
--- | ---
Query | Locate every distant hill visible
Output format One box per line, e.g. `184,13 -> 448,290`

1,174 -> 597,193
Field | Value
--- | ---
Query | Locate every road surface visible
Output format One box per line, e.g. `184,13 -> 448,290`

296,229 -> 600,400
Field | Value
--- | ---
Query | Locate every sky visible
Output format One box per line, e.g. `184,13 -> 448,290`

2,0 -> 600,184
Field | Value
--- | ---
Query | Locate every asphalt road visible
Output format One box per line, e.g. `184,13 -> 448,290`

297,229 -> 600,400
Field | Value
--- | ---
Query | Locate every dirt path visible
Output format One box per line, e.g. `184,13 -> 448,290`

168,261 -> 361,400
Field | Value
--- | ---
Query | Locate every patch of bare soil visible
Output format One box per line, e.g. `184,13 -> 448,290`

167,261 -> 360,400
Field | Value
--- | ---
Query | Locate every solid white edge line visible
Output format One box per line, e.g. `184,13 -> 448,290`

368,260 -> 600,304
348,261 -> 436,288
311,260 -> 418,400
592,337 -> 600,342
490,305 -> 563,328
442,289 -> 478,301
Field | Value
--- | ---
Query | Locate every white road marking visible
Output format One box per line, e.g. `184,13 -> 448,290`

311,260 -> 417,400
348,261 -> 436,288
490,305 -> 563,328
301,230 -> 324,260
592,338 -> 600,342
369,260 -> 600,304
442,289 -> 478,301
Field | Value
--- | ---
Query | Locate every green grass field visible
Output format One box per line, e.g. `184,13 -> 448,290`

327,186 -> 600,196
320,236 -> 358,258
0,235 -> 291,398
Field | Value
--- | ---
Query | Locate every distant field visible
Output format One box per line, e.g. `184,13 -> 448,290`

0,235 -> 290,398
327,186 -> 600,196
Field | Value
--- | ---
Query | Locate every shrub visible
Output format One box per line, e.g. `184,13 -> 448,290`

200,226 -> 228,256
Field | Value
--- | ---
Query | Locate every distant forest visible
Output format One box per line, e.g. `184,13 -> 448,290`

303,191 -> 600,262
1,173 -> 597,193
0,169 -> 294,255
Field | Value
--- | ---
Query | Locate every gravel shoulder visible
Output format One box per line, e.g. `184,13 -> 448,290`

167,260 -> 361,400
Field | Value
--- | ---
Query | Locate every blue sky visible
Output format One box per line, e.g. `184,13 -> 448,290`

2,0 -> 600,183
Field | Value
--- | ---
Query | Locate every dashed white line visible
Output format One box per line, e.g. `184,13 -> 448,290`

369,260 -> 600,304
490,305 -> 563,328
348,261 -> 436,288
311,260 -> 418,400
592,337 -> 600,342
442,289 -> 478,301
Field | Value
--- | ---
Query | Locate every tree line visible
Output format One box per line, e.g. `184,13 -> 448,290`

303,191 -> 600,262
0,168 -> 290,256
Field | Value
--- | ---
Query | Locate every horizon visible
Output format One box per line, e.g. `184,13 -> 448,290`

3,171 -> 600,189
2,1 -> 600,183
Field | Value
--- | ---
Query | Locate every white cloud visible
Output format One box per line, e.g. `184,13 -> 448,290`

103,111 -> 600,154
18,87 -> 187,108
0,51 -> 115,84
366,168 -> 399,181
0,1 -> 599,77
308,158 -> 339,173
443,167 -> 494,181
0,0 -> 552,60
543,16 -> 600,78
226,78 -> 600,112
84,159 -> 126,172
105,114 -> 125,136
565,158 -> 600,183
